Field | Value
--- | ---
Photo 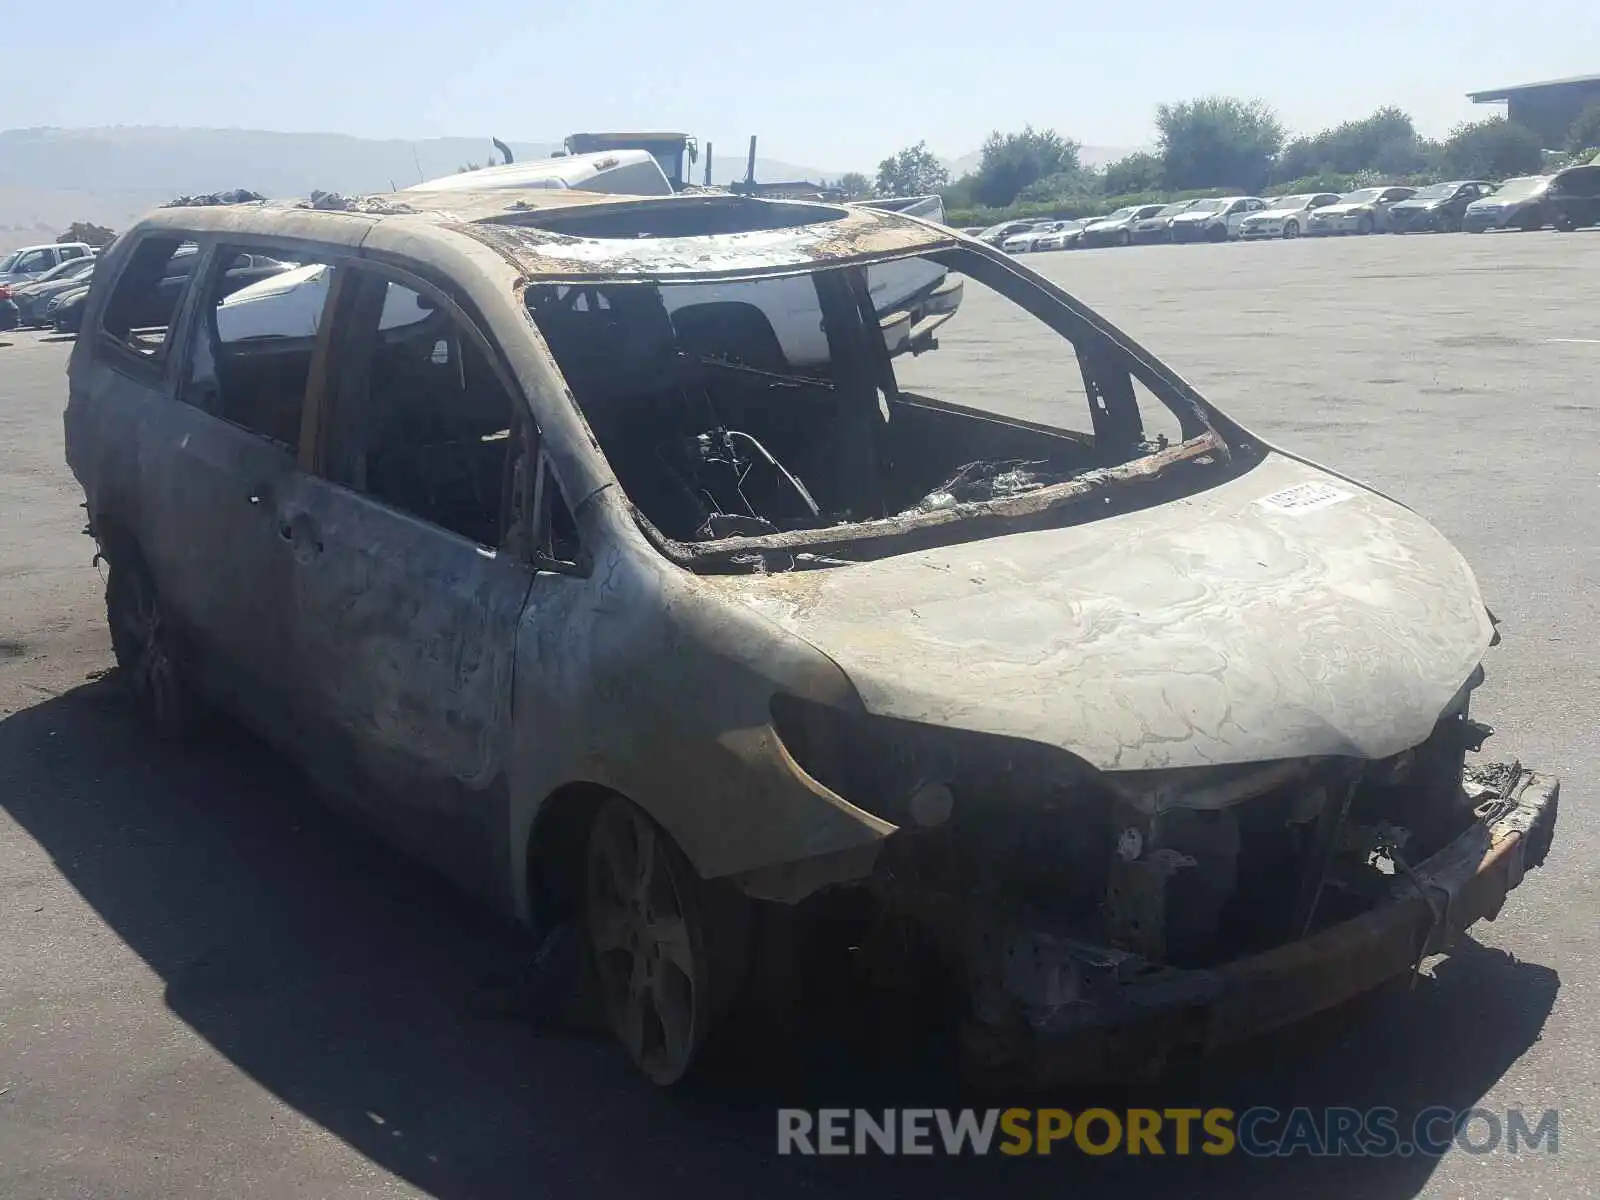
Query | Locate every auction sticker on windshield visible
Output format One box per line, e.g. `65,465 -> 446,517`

1256,482 -> 1355,514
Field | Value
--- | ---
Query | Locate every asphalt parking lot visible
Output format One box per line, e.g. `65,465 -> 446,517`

2,231 -> 1597,1199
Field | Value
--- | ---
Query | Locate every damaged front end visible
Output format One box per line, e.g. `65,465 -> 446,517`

769,684 -> 1558,1088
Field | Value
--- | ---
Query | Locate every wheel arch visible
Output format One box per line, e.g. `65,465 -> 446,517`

519,779 -> 621,929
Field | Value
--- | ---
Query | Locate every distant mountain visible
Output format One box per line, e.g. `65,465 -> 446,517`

0,126 -> 837,249
941,144 -> 1152,178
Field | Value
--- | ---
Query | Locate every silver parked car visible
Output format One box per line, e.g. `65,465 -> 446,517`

64,187 -> 1558,1091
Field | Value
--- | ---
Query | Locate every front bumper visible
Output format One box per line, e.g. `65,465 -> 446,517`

1168,221 -> 1218,243
1305,214 -> 1366,235
1077,229 -> 1126,247
963,763 -> 1559,1088
1129,226 -> 1171,244
1390,208 -> 1442,233
1237,223 -> 1282,240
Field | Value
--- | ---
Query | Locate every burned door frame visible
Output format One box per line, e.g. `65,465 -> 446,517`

94,234 -> 322,746
279,255 -> 547,903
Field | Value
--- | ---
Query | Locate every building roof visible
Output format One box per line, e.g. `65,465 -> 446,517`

130,187 -> 955,282
1468,73 -> 1600,102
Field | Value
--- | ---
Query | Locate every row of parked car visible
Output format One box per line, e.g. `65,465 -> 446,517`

975,162 -> 1600,253
0,241 -> 101,331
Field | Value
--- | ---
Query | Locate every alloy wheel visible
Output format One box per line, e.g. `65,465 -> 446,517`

586,798 -> 708,1085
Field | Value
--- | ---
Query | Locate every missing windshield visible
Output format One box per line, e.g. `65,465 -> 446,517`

526,247 -> 1238,571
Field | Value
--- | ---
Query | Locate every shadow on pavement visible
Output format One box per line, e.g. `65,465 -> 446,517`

0,679 -> 1560,1200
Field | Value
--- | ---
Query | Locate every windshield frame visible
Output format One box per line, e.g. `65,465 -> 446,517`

542,242 -> 1240,571
0,251 -> 20,273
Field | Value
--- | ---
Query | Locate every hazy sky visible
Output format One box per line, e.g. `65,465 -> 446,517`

4,1 -> 1596,169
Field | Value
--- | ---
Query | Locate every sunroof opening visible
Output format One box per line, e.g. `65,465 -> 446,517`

487,196 -> 847,240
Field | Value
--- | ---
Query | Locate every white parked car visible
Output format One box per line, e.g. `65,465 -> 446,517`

1304,186 -> 1418,235
1236,193 -> 1343,240
1168,197 -> 1268,242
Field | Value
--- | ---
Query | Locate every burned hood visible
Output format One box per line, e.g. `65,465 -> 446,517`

705,453 -> 1492,773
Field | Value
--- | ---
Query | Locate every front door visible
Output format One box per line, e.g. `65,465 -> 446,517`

283,266 -> 534,896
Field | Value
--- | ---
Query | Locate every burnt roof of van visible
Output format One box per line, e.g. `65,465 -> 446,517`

136,187 -> 956,281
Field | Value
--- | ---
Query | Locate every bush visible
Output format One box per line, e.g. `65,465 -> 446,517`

1156,96 -> 1285,191
875,142 -> 949,198
1441,117 -> 1544,179
1102,152 -> 1164,196
966,127 -> 1083,208
1567,100 -> 1600,155
57,221 -> 116,248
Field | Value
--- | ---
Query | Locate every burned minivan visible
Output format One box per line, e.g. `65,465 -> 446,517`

64,187 -> 1558,1088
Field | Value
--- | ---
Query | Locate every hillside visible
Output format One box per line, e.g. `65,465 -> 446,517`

0,126 -> 836,249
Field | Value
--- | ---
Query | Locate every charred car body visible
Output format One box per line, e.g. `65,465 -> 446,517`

64,186 -> 1558,1089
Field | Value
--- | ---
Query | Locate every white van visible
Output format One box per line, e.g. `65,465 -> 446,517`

0,241 -> 95,287
405,150 -> 674,198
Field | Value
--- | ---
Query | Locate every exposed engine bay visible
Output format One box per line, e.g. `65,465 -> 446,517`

525,256 -> 1224,571
761,674 -> 1556,1084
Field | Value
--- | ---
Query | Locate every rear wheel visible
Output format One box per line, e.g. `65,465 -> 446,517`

105,548 -> 204,739
585,797 -> 715,1085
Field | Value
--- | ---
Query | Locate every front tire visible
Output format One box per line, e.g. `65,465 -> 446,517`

1282,220 -> 1300,239
1207,223 -> 1228,243
586,797 -> 717,1086
1356,214 -> 1375,235
105,548 -> 204,739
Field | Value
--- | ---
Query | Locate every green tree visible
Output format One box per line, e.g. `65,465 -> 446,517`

835,171 -> 873,200
1156,96 -> 1285,190
1102,152 -> 1163,195
968,127 -> 1083,208
1568,100 -> 1600,154
874,142 -> 949,198
57,222 -> 116,248
1440,117 -> 1544,179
